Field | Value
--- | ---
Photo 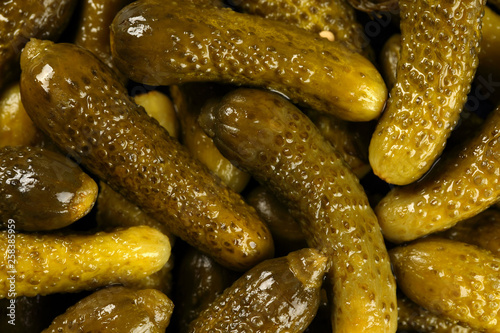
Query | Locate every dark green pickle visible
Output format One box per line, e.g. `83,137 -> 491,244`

20,39 -> 273,271
199,88 -> 397,332
188,248 -> 328,333
42,286 -> 174,332
246,186 -> 307,255
110,0 -> 387,122
174,247 -> 238,333
0,0 -> 77,90
0,146 -> 98,231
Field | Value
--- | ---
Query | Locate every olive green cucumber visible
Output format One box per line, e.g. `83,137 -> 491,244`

0,226 -> 171,298
0,146 -> 98,231
369,0 -> 484,185
42,286 -> 173,332
20,39 -> 273,271
376,105 -> 500,243
199,88 -> 397,332
188,248 -> 328,333
110,0 -> 387,122
390,238 -> 500,331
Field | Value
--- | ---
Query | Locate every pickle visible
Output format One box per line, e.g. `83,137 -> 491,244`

170,84 -> 251,193
124,257 -> 174,296
390,238 -> 500,332
42,286 -> 173,333
74,0 -> 130,81
477,6 -> 500,89
110,0 -> 387,122
134,90 -> 180,139
376,105 -> 500,243
379,34 -> 401,91
0,225 -> 170,298
20,39 -> 273,271
306,109 -> 372,178
246,186 -> 307,255
0,146 -> 98,231
232,0 -> 366,54
199,88 -> 397,332
175,247 -> 237,333
436,209 -> 500,256
0,0 -> 77,90
188,248 -> 328,333
369,0 -> 484,185
397,293 -> 478,333
0,83 -> 42,148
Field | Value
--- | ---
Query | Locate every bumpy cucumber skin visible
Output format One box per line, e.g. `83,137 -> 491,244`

20,39 -> 273,271
234,0 -> 365,53
437,209 -> 500,256
0,226 -> 171,298
110,0 -> 387,122
376,106 -> 500,243
0,0 -> 77,90
369,0 -> 484,185
390,238 -> 500,332
397,293 -> 478,333
199,89 -> 397,333
0,146 -> 97,231
188,248 -> 328,333
42,286 -> 173,333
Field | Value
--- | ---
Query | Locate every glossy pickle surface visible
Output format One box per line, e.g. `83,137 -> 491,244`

369,0 -> 484,185
188,248 -> 328,333
110,0 -> 387,122
199,88 -> 397,333
19,39 -> 273,271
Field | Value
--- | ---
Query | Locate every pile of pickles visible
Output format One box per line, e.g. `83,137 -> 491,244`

2,0 -> 500,332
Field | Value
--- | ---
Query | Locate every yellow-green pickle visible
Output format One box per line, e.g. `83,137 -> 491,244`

391,238 -> 500,332
188,248 -> 328,333
0,146 -> 98,231
110,0 -> 388,122
19,38 -> 273,271
376,105 -> 500,243
42,286 -> 174,332
199,88 -> 397,332
0,0 -> 77,90
369,0 -> 484,185
0,225 -> 171,298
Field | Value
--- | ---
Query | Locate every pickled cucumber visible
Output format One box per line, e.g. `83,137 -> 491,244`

199,88 -> 397,332
110,0 -> 387,122
188,248 -> 328,333
0,225 -> 170,298
376,105 -> 500,243
20,39 -> 273,271
379,34 -> 401,90
0,146 -> 98,231
0,0 -> 77,90
42,286 -> 173,332
369,0 -> 484,185
390,238 -> 500,331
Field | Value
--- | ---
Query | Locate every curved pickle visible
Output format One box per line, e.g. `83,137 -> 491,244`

20,39 -> 273,271
199,88 -> 397,332
0,226 -> 171,298
390,238 -> 500,332
175,247 -> 236,333
233,0 -> 366,54
369,0 -> 484,185
42,286 -> 173,333
0,0 -> 77,90
436,209 -> 500,256
110,0 -> 387,122
379,34 -> 401,91
376,105 -> 500,243
170,84 -> 250,193
188,248 -> 328,333
0,146 -> 98,231
0,83 -> 42,148
397,293 -> 478,333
